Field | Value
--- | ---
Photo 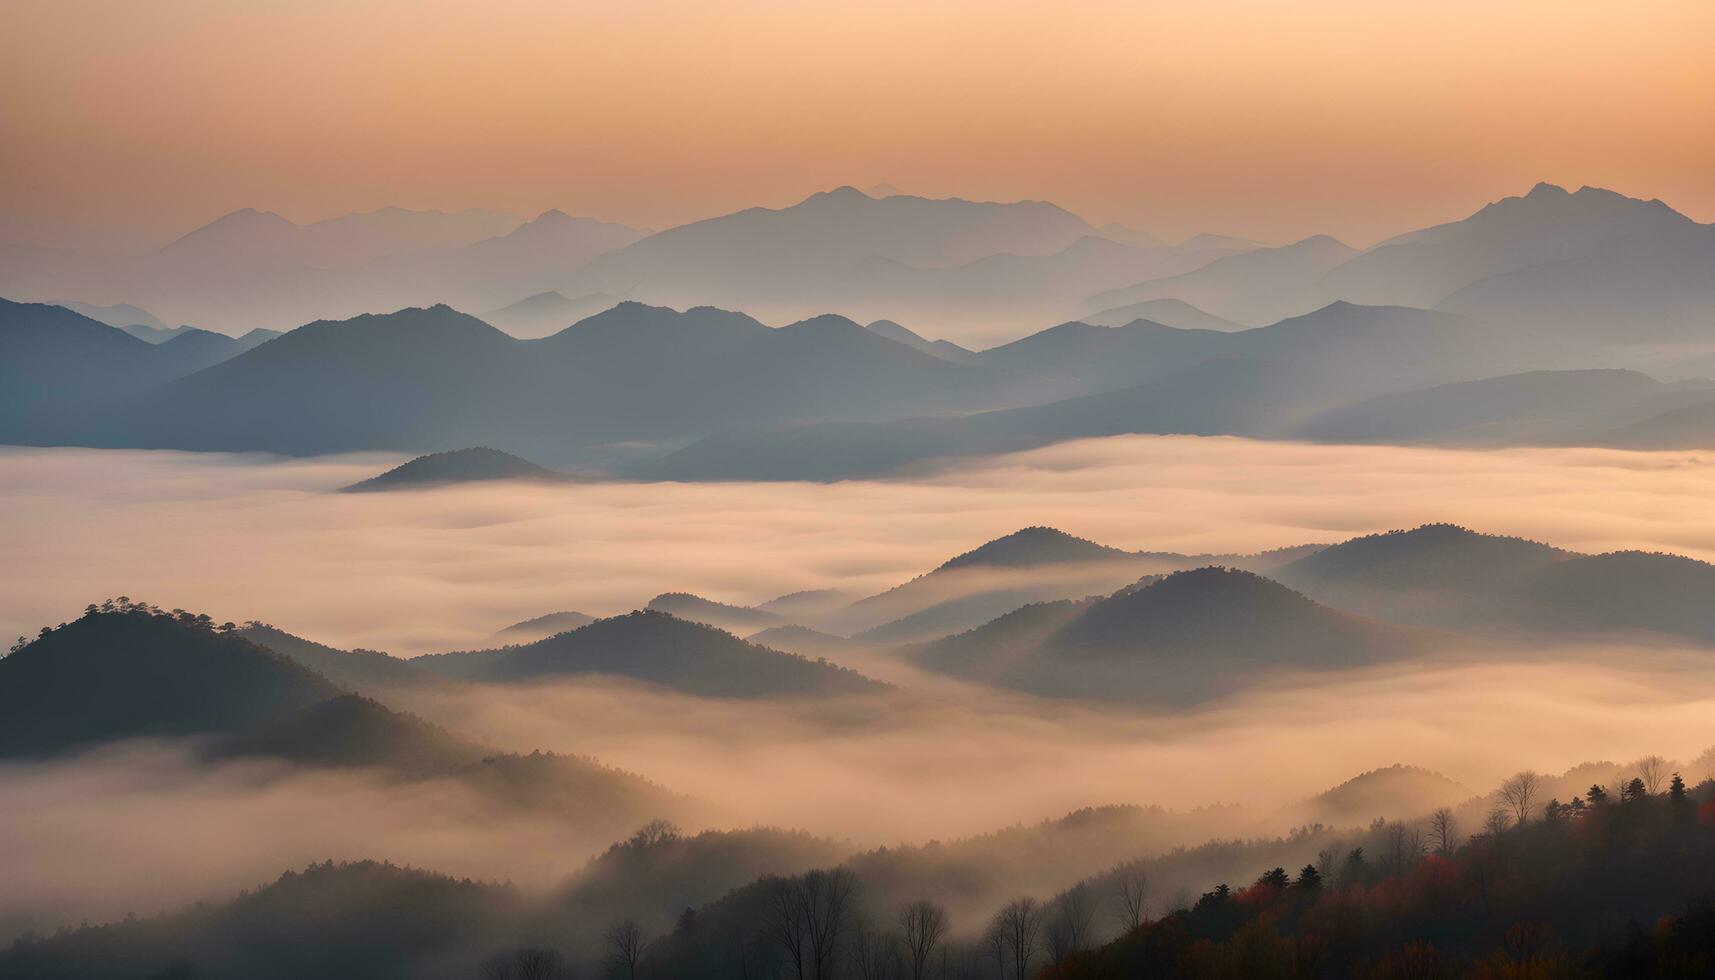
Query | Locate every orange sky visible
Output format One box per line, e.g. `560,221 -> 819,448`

3,0 -> 1712,252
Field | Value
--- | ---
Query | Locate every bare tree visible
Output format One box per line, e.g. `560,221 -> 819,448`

1635,755 -> 1670,796
1381,822 -> 1426,876
772,868 -> 860,980
848,915 -> 900,980
603,919 -> 648,980
1483,805 -> 1513,837
480,954 -> 514,980
1113,867 -> 1149,932
898,900 -> 948,980
1428,807 -> 1460,855
991,898 -> 1043,980
1045,884 -> 1094,964
1499,771 -> 1542,825
984,921 -> 1008,980
513,948 -> 564,980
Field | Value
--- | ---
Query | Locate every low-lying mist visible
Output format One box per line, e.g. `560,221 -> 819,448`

4,436 -> 1715,656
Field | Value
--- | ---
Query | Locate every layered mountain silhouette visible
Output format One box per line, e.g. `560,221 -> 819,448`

236,624 -> 446,696
412,610 -> 886,698
1292,764 -> 1470,826
640,302 -> 1533,481
1089,183 -> 1715,344
904,567 -> 1431,702
487,610 -> 597,645
341,447 -> 563,492
1081,297 -> 1243,331
1277,523 -> 1715,641
37,301 -> 1037,460
480,289 -> 620,338
645,593 -> 785,634
0,299 -> 263,442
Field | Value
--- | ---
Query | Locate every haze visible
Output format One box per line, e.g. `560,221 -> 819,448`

4,0 -> 1712,252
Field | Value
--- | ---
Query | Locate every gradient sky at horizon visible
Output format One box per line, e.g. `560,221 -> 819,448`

3,0 -> 1712,252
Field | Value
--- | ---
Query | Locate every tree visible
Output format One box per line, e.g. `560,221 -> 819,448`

1294,864 -> 1322,891
1381,824 -> 1425,876
1635,755 -> 1670,796
512,948 -> 564,980
1112,868 -> 1149,932
1484,806 -> 1513,837
772,868 -> 859,980
1500,771 -> 1542,825
1586,784 -> 1609,807
603,919 -> 648,980
1622,777 -> 1647,802
848,915 -> 899,980
1045,884 -> 1094,964
991,898 -> 1043,980
897,901 -> 947,980
1256,867 -> 1291,890
1429,807 -> 1460,854
1669,772 -> 1688,804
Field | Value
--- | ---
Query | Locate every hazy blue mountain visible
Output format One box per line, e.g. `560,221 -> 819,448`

92,305 -> 522,454
1523,550 -> 1715,642
742,624 -> 863,660
1293,369 -> 1682,444
1081,297 -> 1243,331
563,186 -> 1112,330
906,568 -> 1432,702
55,299 -> 167,331
862,319 -> 979,362
341,447 -> 562,492
480,289 -> 620,338
1331,183 -> 1715,343
645,593 -> 785,634
0,299 -> 252,443
640,303 -> 1545,481
0,610 -> 339,758
1086,235 -> 1358,326
237,624 -> 447,695
488,610 -> 598,645
70,301 -> 1034,458
412,610 -> 887,698
939,526 -> 1136,570
840,234 -> 1244,337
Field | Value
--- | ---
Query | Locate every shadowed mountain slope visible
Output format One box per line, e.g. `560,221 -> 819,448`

0,610 -> 339,758
412,610 -> 887,698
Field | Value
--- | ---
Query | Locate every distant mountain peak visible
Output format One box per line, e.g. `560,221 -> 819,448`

938,526 -> 1133,571
341,447 -> 561,492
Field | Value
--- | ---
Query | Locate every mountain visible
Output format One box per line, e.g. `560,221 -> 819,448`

55,300 -> 167,332
0,609 -> 339,758
1292,764 -> 1471,826
1278,524 -> 1715,642
1293,369 -> 1690,445
211,693 -> 484,775
412,610 -> 887,698
481,290 -> 620,338
0,299 -> 242,442
55,301 -> 1030,461
640,303 -> 1545,482
88,305 -> 522,454
938,526 -> 1136,570
645,593 -> 785,634
1081,298 -> 1243,332
803,527 -> 1320,642
906,568 -> 1432,702
863,319 -> 979,362
0,207 -> 633,332
487,610 -> 598,645
341,447 -> 563,492
563,186 -> 1107,331
1326,183 -> 1715,344
1086,235 -> 1358,326
839,234 -> 1246,338
237,624 -> 446,696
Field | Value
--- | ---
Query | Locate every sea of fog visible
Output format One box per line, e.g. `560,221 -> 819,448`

6,434 -> 1715,932
5,435 -> 1715,657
